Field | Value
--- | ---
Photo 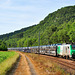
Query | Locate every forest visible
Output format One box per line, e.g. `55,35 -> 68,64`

0,5 -> 75,47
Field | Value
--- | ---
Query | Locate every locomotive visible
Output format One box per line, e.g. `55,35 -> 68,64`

8,43 -> 75,58
57,44 -> 75,58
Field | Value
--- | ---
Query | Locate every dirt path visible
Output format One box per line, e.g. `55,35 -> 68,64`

13,52 -> 31,75
25,56 -> 37,75
8,52 -> 38,75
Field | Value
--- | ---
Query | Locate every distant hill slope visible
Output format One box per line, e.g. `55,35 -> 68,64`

0,5 -> 75,47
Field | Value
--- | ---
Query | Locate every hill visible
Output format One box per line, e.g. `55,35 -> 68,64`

0,5 -> 75,47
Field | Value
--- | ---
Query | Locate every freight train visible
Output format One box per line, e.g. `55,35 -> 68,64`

8,43 -> 75,58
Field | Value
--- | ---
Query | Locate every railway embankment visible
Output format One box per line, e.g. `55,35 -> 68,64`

25,53 -> 75,75
40,55 -> 75,74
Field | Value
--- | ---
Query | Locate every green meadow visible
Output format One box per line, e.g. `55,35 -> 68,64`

0,51 -> 16,63
0,51 -> 19,75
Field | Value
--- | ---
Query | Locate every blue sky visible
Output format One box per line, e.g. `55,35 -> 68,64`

0,0 -> 75,35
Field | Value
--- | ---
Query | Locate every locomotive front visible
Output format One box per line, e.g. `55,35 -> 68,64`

71,45 -> 75,58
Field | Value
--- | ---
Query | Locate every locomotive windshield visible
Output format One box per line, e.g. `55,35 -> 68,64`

72,45 -> 75,50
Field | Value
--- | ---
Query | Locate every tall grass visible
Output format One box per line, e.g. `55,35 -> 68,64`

0,51 -> 19,75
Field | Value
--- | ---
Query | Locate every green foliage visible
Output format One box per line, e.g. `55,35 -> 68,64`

0,5 -> 75,47
0,40 -> 7,51
68,22 -> 75,42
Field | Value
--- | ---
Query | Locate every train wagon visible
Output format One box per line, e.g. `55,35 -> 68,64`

44,45 -> 57,56
57,44 -> 75,58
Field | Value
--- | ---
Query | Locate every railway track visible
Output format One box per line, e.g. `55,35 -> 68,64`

41,55 -> 75,71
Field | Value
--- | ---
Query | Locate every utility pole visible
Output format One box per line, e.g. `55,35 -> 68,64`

27,36 -> 30,50
38,32 -> 40,54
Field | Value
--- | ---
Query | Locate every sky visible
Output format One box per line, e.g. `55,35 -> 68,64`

0,0 -> 75,35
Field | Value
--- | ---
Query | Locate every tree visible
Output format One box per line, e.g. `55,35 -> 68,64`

0,40 -> 7,51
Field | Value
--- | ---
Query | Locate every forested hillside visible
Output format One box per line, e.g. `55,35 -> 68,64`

0,5 -> 75,47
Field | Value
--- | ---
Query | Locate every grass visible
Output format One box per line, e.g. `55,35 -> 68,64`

25,53 -> 70,75
0,51 -> 17,63
0,51 -> 19,75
